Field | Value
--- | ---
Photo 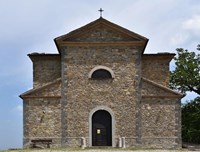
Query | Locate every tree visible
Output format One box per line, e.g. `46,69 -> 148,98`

170,45 -> 200,95
170,45 -> 200,144
182,97 -> 200,143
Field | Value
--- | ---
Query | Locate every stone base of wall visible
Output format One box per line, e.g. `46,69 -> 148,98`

23,137 -> 62,149
125,138 -> 138,147
24,136 -> 181,149
61,137 -> 83,148
140,137 -> 182,149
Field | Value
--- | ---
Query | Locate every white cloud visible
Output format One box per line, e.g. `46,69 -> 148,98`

13,105 -> 23,115
182,14 -> 200,36
16,105 -> 23,112
169,14 -> 200,48
170,32 -> 190,46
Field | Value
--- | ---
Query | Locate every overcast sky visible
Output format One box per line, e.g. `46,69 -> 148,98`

0,0 -> 199,150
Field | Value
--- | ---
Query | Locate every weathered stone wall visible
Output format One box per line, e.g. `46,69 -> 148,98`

28,80 -> 61,97
140,98 -> 181,149
142,54 -> 174,86
29,54 -> 61,88
69,25 -> 136,42
60,45 -> 141,147
23,98 -> 61,148
141,80 -> 171,96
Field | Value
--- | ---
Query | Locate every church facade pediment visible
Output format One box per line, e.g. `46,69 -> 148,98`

55,18 -> 148,53
63,25 -> 140,42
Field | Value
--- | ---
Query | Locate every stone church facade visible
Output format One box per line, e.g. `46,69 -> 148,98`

20,17 -> 183,149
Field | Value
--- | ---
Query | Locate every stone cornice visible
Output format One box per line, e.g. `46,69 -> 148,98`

57,41 -> 146,47
21,96 -> 61,99
142,77 -> 184,97
142,95 -> 182,99
19,78 -> 61,99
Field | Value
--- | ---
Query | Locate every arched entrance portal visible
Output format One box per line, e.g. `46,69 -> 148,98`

92,110 -> 112,146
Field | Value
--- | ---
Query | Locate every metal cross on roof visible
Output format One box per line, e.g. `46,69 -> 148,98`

98,8 -> 104,17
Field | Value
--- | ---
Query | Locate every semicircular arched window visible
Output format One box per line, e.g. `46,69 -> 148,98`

91,69 -> 112,79
89,66 -> 115,79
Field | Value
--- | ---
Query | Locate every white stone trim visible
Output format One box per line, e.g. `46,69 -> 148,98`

89,106 -> 115,147
88,66 -> 115,78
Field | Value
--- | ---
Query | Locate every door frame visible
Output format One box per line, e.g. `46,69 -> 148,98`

89,106 -> 115,147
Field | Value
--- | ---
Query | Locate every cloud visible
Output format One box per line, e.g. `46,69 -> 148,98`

16,105 -> 23,112
170,32 -> 190,46
13,105 -> 23,115
182,14 -> 200,36
169,14 -> 200,47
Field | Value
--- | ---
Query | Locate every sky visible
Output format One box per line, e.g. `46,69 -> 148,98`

0,0 -> 199,150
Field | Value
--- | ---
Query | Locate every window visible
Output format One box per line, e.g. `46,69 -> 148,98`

91,69 -> 112,79
89,66 -> 114,79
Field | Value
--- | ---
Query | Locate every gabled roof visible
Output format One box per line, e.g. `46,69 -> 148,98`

20,78 -> 61,99
141,77 -> 184,98
54,17 -> 148,54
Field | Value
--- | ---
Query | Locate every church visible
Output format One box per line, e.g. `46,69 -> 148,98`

20,17 -> 183,149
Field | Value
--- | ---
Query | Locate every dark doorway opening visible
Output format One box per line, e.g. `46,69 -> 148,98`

92,110 -> 112,146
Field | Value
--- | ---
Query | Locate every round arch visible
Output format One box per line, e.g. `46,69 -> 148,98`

88,66 -> 115,79
89,106 -> 115,147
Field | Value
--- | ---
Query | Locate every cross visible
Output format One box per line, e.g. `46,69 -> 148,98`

98,8 -> 104,17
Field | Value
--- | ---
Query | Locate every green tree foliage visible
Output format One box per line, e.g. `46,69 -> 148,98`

182,97 -> 200,143
170,46 -> 200,95
170,45 -> 200,143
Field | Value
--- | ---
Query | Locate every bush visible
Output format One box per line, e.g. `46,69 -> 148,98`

182,97 -> 200,143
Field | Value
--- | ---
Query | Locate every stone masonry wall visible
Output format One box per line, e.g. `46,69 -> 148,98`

140,98 -> 181,149
60,45 -> 142,147
142,55 -> 173,86
141,80 -> 175,96
29,55 -> 61,88
28,80 -> 61,97
23,98 -> 61,148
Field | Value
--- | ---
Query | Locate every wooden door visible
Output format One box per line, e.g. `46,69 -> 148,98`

92,110 -> 112,146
